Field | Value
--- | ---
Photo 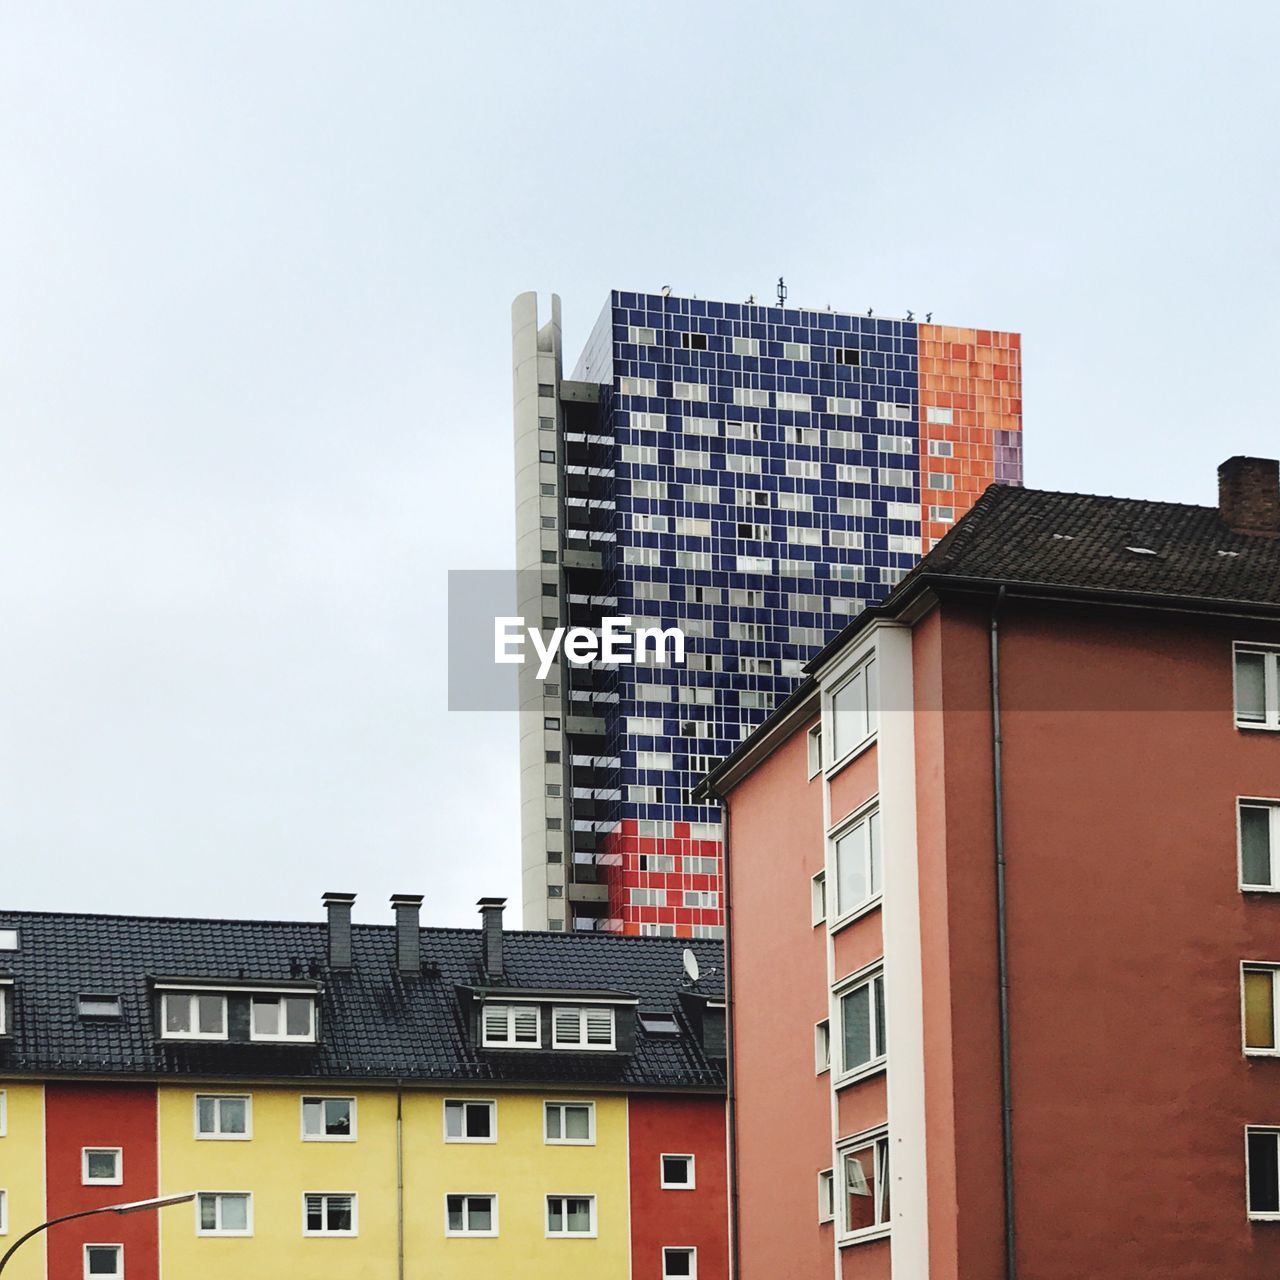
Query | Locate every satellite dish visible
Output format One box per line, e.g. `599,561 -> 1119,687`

682,948 -> 700,983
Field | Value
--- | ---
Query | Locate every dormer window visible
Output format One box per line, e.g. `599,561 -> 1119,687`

0,980 -> 10,1036
250,995 -> 315,1042
482,1004 -> 540,1048
553,1006 -> 615,1051
162,992 -> 227,1040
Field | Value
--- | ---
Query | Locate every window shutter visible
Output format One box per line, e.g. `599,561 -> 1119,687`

585,1008 -> 614,1046
554,1007 -> 582,1046
483,1005 -> 509,1044
513,1006 -> 540,1044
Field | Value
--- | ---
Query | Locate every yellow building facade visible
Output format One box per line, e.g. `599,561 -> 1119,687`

157,1082 -> 630,1279
0,1085 -> 47,1280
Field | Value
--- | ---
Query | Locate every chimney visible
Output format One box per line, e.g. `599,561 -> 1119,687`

477,897 -> 506,983
1219,456 -> 1280,536
390,894 -> 424,975
322,892 -> 356,971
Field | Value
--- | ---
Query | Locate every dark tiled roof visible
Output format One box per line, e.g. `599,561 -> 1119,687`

0,911 -> 725,1091
909,484 -> 1280,606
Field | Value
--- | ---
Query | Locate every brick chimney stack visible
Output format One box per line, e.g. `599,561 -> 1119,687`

322,892 -> 356,971
477,898 -> 506,983
390,894 -> 424,975
1218,456 -> 1280,536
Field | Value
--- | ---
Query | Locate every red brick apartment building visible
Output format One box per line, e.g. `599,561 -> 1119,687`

700,457 -> 1280,1278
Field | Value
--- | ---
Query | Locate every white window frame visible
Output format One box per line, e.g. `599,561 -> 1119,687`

1243,963 -> 1280,1055
1238,797 -> 1280,891
81,1148 -> 123,1186
835,964 -> 887,1084
660,1153 -> 695,1190
663,1245 -> 698,1278
0,1188 -> 7,1235
0,1090 -> 6,1136
300,1096 -> 356,1142
248,995 -> 316,1043
1234,644 -> 1280,730
302,1192 -> 358,1237
811,871 -> 827,926
837,1127 -> 891,1242
829,803 -> 882,925
444,1192 -> 499,1238
0,985 -> 7,1037
83,1244 -> 123,1279
815,1019 -> 831,1074
544,1100 -> 596,1146
818,1168 -> 835,1222
807,724 -> 823,779
545,1194 -> 597,1239
1247,1126 -> 1280,1220
552,1006 -> 616,1051
194,1093 -> 252,1141
826,655 -> 878,767
443,1099 -> 497,1144
195,1191 -> 253,1237
159,992 -> 227,1041
481,1003 -> 542,1048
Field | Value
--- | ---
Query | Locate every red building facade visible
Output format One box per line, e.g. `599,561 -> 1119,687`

705,458 -> 1280,1277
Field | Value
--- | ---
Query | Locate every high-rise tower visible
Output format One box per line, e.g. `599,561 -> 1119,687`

512,288 -> 1022,935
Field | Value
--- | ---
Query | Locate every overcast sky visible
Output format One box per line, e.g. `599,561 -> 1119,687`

2,2 -> 1277,928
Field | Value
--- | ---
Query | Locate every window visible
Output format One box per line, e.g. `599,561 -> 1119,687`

0,986 -> 9,1036
301,1097 -> 355,1141
545,1101 -> 595,1144
830,658 -> 877,761
815,1019 -> 831,1073
538,383 -> 555,398
681,332 -> 708,351
482,1004 -> 541,1048
839,971 -> 887,1077
928,439 -> 953,456
0,930 -> 15,951
783,342 -> 810,361
0,1188 -> 6,1234
661,1154 -> 695,1189
927,471 -> 954,490
638,1012 -> 680,1035
82,1148 -> 122,1186
630,326 -> 657,346
539,416 -> 555,431
930,506 -> 955,523
79,995 -> 122,1019
811,872 -> 827,926
303,1193 -> 357,1236
0,1090 -> 6,1135
161,992 -> 227,1040
1249,1128 -> 1280,1218
664,1246 -> 697,1277
1244,965 -> 1280,1051
445,1193 -> 497,1237
544,717 -> 560,731
546,1195 -> 596,1237
552,1007 -> 615,1050
1239,800 -> 1280,889
841,1134 -> 890,1236
84,1245 -> 123,1278
250,995 -> 315,1042
834,808 -> 882,919
836,348 -> 860,367
1236,647 -> 1280,729
444,1099 -> 495,1143
196,1094 -> 250,1140
818,1168 -> 835,1221
197,1192 -> 252,1236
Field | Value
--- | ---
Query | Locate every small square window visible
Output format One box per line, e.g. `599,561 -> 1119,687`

661,1154 -> 695,1189
682,333 -> 708,351
663,1246 -> 697,1278
82,1148 -> 122,1186
301,1097 -> 355,1141
815,1019 -> 831,1074
545,1101 -> 594,1145
443,1099 -> 495,1143
84,1245 -> 122,1279
538,383 -> 555,398
546,1194 -> 595,1237
303,1192 -> 357,1236
1239,800 -> 1280,890
196,1094 -> 251,1140
445,1193 -> 497,1236
539,450 -> 555,463
1236,646 -> 1280,730
1248,1127 -> 1280,1218
538,416 -> 555,431
197,1192 -> 252,1236
818,1168 -> 835,1221
544,717 -> 560,731
836,348 -> 860,366
0,930 -> 17,951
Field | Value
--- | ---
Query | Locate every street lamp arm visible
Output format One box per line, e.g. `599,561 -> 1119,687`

0,1193 -> 196,1275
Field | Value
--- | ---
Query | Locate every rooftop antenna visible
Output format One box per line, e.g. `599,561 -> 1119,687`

776,276 -> 787,308
660,284 -> 672,298
745,293 -> 756,305
682,947 -> 700,985
925,311 -> 933,323
906,310 -> 914,321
